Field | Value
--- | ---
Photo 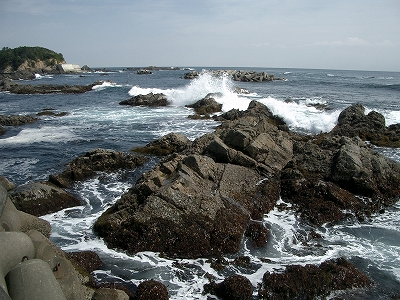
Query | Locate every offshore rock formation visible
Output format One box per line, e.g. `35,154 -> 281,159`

119,92 -> 169,107
186,93 -> 223,118
182,69 -> 284,82
0,79 -> 102,94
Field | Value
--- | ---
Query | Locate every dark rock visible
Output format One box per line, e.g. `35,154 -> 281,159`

205,274 -> 253,300
0,114 -> 38,126
258,258 -> 372,299
186,93 -> 223,115
4,81 -> 101,94
281,134 -> 400,225
66,251 -> 103,275
182,71 -> 199,79
245,221 -> 269,248
0,125 -> 5,135
132,132 -> 191,156
49,148 -> 148,188
134,280 -> 168,300
136,69 -> 152,74
330,103 -> 400,147
9,181 -> 81,216
119,92 -> 168,107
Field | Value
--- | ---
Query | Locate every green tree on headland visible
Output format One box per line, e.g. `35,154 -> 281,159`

0,46 -> 65,71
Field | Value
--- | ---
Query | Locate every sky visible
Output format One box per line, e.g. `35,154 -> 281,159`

1,0 -> 399,71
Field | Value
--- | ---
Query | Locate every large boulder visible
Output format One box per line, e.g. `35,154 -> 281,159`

281,134 -> 400,225
258,258 -> 372,299
186,93 -> 223,115
94,153 -> 279,258
8,181 -> 81,216
49,148 -> 148,188
119,93 -> 168,107
330,103 -> 400,147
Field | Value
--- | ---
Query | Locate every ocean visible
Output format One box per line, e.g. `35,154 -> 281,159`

1,67 -> 399,299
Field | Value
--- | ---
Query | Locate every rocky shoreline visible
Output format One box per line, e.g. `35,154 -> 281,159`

1,88 -> 400,297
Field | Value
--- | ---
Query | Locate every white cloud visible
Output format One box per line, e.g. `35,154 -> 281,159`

314,37 -> 370,47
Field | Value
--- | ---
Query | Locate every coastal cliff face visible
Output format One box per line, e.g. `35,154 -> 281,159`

0,46 -> 66,80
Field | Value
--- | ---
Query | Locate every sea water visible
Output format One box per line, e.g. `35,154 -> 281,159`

1,67 -> 400,298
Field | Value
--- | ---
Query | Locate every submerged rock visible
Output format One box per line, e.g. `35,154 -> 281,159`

258,258 -> 372,299
0,114 -> 38,126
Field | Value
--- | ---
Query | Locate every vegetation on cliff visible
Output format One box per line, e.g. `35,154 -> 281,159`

0,46 -> 65,72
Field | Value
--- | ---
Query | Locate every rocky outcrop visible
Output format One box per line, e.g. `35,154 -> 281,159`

93,101 -> 290,258
186,93 -> 223,117
258,258 -> 372,299
9,182 -> 81,217
136,69 -> 152,74
2,81 -> 101,94
49,148 -> 148,188
94,101 -> 400,262
132,133 -> 191,156
0,114 -> 38,126
119,93 -> 169,107
330,103 -> 400,147
182,70 -> 284,82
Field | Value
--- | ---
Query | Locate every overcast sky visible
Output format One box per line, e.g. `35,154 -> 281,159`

1,0 -> 399,71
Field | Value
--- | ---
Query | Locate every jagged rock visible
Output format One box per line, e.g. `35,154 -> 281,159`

134,280 -> 168,300
49,148 -> 148,188
66,251 -> 103,275
281,134 -> 400,225
245,221 -> 269,248
330,103 -> 400,147
204,274 -> 253,300
258,258 -> 372,299
132,132 -> 191,156
8,181 -> 81,216
119,93 -> 168,107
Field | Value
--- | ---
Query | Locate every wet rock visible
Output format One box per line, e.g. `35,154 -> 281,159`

186,93 -> 223,115
258,258 -> 372,299
9,181 -> 81,216
182,70 -> 199,79
245,221 -> 269,248
119,92 -> 168,107
204,274 -> 253,300
136,69 -> 152,74
134,280 -> 168,300
0,114 -> 38,126
4,81 -> 100,94
132,132 -> 191,156
0,125 -> 5,135
281,134 -> 400,225
66,251 -> 103,275
49,148 -> 148,188
330,103 -> 400,147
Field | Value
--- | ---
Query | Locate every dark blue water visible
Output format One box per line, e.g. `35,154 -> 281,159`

1,68 -> 400,299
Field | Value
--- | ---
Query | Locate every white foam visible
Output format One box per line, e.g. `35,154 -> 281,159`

0,126 -> 76,144
34,73 -> 53,79
92,81 -> 122,91
258,96 -> 341,133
